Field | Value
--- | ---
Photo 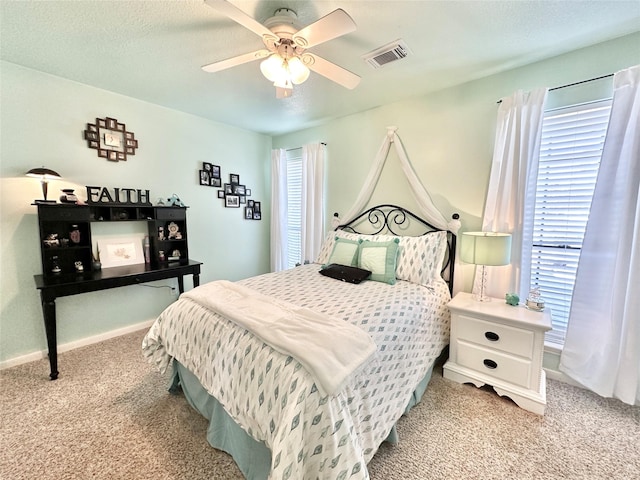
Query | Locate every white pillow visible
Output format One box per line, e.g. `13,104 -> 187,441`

316,229 -> 447,285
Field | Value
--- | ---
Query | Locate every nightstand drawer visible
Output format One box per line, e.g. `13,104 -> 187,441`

456,340 -> 533,389
455,314 -> 535,359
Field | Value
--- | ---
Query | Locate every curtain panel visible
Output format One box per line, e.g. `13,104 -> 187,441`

270,148 -> 287,272
477,88 -> 548,299
560,65 -> 640,406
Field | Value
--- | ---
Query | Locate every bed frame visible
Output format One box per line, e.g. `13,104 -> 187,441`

334,204 -> 459,294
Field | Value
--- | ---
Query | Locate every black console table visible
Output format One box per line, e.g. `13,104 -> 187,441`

34,259 -> 202,380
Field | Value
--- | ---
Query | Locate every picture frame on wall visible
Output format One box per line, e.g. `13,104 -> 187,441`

253,201 -> 261,213
225,195 -> 240,208
202,162 -> 213,173
248,200 -> 254,207
199,170 -> 210,186
224,183 -> 233,195
233,184 -> 246,195
253,211 -> 261,220
230,173 -> 240,184
246,188 -> 252,196
217,190 -> 225,199
245,207 -> 253,219
210,177 -> 221,187
212,165 -> 221,178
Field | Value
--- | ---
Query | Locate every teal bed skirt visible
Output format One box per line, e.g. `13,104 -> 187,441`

171,358 -> 439,480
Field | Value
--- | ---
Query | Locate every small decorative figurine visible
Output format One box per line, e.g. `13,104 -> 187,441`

158,226 -> 165,241
167,222 -> 180,239
526,286 -> 545,311
166,194 -> 185,207
505,293 -> 519,306
158,250 -> 166,262
74,261 -> 84,273
44,233 -> 60,248
51,256 -> 61,274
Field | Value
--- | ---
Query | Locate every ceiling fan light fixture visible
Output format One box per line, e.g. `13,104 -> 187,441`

260,54 -> 285,82
287,56 -> 310,84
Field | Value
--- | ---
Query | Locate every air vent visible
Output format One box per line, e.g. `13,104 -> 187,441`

362,39 -> 411,69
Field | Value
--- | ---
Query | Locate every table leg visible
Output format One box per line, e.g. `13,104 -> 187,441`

193,273 -> 200,288
40,292 -> 59,380
177,276 -> 185,294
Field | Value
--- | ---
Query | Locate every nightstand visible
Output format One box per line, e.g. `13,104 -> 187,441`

443,292 -> 552,415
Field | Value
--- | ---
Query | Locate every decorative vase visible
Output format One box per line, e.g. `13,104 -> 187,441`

92,261 -> 102,271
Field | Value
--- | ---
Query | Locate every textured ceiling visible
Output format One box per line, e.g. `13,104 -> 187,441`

1,1 -> 639,135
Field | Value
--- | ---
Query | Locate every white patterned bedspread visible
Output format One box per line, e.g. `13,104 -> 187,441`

142,263 -> 451,480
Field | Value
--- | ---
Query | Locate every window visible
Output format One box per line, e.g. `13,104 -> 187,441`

285,149 -> 303,269
531,99 -> 611,345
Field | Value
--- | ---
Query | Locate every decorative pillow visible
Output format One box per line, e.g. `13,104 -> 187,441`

319,264 -> 371,284
324,237 -> 361,267
358,238 -> 400,285
395,231 -> 448,285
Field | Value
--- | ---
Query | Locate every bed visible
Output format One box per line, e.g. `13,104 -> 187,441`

143,205 -> 458,479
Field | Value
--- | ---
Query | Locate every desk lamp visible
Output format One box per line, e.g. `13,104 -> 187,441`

26,167 -> 61,204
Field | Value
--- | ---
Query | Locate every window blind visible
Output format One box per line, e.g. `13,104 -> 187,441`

532,99 -> 611,346
286,150 -> 303,269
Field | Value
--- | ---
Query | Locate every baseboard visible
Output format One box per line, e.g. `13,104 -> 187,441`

0,319 -> 155,371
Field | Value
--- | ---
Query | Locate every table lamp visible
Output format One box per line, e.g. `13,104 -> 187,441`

461,231 -> 512,302
26,167 -> 61,204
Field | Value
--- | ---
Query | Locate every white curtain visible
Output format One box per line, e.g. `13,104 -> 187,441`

560,65 -> 640,406
477,88 -> 548,299
270,148 -> 287,272
300,143 -> 326,263
335,126 -> 460,233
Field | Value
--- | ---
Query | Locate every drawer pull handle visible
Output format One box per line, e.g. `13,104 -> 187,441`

483,359 -> 498,369
485,331 -> 500,342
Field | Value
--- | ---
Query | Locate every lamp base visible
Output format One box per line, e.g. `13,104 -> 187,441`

473,293 -> 492,302
33,200 -> 57,204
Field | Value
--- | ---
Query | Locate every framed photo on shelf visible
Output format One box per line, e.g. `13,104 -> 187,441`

99,237 -> 144,268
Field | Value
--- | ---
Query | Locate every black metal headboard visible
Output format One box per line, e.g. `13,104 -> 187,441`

334,204 -> 459,294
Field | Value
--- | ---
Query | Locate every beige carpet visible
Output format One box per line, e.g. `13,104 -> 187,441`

1,330 -> 638,480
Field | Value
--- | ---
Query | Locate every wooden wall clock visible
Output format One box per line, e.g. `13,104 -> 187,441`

84,117 -> 138,162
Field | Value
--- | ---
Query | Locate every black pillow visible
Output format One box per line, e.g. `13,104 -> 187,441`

319,264 -> 372,284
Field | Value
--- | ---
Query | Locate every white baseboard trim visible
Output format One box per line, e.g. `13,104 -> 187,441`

0,320 -> 155,371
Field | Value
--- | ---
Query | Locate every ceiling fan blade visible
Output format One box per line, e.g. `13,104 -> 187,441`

292,9 -> 356,49
302,53 -> 360,90
204,0 -> 274,39
202,49 -> 270,73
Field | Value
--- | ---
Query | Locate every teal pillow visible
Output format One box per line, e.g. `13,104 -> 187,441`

358,238 -> 400,285
323,237 -> 361,267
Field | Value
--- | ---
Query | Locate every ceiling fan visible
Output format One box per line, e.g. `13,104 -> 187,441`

201,0 -> 361,98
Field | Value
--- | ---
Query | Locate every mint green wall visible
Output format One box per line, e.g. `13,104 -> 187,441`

0,62 -> 271,363
273,32 -> 640,293
1,32 -> 638,367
